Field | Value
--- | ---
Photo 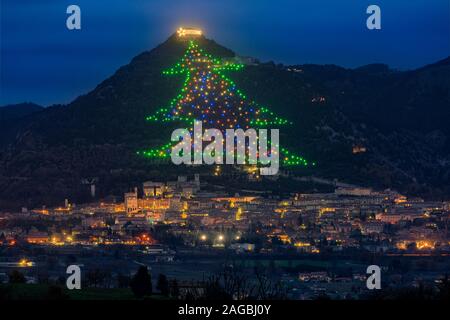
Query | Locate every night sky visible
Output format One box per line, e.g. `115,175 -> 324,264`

1,0 -> 449,106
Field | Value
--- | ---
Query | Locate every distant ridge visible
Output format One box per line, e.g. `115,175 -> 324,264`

0,102 -> 43,122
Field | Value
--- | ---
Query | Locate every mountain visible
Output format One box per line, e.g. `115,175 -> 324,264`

0,34 -> 449,208
0,103 -> 43,122
0,103 -> 44,147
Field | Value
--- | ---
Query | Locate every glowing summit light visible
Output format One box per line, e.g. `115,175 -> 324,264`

177,27 -> 203,37
140,37 -> 315,168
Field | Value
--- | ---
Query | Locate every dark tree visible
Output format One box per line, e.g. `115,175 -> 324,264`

203,276 -> 233,300
9,270 -> 26,284
437,274 -> 450,300
130,266 -> 152,298
156,274 -> 170,296
86,269 -> 108,288
46,285 -> 69,300
0,232 -> 6,244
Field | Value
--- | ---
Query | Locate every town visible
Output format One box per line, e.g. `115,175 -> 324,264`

1,171 -> 449,299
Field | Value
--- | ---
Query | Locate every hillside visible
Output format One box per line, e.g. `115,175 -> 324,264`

0,34 -> 449,208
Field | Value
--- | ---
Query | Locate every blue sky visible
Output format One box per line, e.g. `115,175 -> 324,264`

1,0 -> 449,106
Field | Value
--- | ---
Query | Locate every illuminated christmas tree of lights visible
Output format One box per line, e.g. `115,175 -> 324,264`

139,40 -> 313,167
